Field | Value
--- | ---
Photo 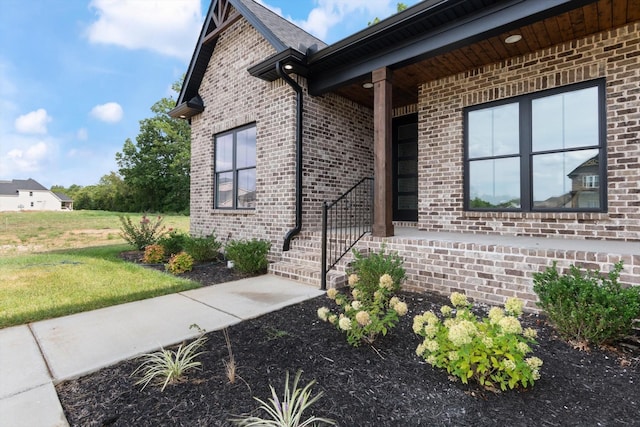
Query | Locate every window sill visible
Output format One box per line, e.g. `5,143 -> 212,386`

212,209 -> 256,215
462,211 -> 609,221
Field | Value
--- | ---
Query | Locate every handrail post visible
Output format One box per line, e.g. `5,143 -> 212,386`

321,201 -> 328,290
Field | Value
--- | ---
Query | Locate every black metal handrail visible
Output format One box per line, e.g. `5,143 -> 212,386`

321,177 -> 374,290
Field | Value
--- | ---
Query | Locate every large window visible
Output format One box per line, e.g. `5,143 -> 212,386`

464,80 -> 606,212
215,124 -> 256,209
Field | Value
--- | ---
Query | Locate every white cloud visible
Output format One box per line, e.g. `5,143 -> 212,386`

90,102 -> 123,123
86,0 -> 202,61
7,142 -> 48,171
77,128 -> 89,141
289,0 -> 397,41
14,108 -> 52,134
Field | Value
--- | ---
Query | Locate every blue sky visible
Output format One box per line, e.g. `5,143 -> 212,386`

0,0 -> 419,188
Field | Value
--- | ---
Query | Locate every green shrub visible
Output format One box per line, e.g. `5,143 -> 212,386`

184,234 -> 222,262
158,229 -> 188,256
166,252 -> 194,275
348,246 -> 405,303
318,273 -> 408,347
533,261 -> 640,346
224,239 -> 271,274
142,244 -> 165,264
414,292 -> 543,391
119,215 -> 167,250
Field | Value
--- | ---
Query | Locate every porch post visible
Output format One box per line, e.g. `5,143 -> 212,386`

372,67 -> 394,237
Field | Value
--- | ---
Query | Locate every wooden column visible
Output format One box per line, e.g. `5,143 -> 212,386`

372,67 -> 394,237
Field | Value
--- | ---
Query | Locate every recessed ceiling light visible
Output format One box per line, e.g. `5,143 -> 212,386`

505,34 -> 522,44
284,64 -> 294,70
362,82 -> 374,89
179,115 -> 187,119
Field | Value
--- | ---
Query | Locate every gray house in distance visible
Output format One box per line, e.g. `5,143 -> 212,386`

171,0 -> 639,310
0,179 -> 73,211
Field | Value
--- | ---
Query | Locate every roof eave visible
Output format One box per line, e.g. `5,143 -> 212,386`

248,48 -> 309,81
169,95 -> 205,120
307,0 -> 598,96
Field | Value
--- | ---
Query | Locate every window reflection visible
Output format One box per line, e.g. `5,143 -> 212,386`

533,150 -> 600,209
532,86 -> 599,152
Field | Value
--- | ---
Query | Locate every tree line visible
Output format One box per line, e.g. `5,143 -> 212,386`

52,81 -> 191,214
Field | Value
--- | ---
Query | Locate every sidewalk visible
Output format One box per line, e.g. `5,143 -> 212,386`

0,275 -> 324,427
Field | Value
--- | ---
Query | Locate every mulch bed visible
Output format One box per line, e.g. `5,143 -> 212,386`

57,258 -> 640,426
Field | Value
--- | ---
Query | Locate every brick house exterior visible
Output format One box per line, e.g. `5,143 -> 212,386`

172,0 -> 639,310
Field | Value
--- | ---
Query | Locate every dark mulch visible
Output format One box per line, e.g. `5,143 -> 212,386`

118,251 -> 255,285
57,259 -> 640,426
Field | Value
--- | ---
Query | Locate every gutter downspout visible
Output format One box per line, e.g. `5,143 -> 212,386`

277,61 -> 303,251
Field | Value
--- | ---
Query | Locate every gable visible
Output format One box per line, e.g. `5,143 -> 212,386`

171,0 -> 325,119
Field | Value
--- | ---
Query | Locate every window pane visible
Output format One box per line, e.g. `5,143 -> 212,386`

468,157 -> 520,208
532,86 -> 599,152
215,134 -> 233,171
236,127 -> 256,169
532,149 -> 600,209
215,172 -> 234,208
237,168 -> 256,208
468,103 -> 519,158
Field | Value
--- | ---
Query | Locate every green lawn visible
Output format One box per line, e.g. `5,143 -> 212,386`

0,244 -> 201,328
0,211 -> 196,329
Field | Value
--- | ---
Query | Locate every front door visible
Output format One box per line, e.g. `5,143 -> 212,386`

392,114 -> 418,222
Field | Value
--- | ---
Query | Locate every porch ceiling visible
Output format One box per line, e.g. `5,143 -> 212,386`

333,0 -> 640,109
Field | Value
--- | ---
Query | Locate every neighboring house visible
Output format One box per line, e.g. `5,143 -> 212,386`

171,0 -> 639,309
0,179 -> 73,211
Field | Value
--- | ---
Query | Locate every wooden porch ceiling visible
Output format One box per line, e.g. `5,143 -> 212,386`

334,0 -> 640,109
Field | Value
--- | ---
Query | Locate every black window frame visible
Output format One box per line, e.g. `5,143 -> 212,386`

214,123 -> 257,210
463,79 -> 607,213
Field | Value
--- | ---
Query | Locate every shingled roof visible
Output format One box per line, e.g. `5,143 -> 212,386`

172,0 -> 325,119
0,178 -> 48,195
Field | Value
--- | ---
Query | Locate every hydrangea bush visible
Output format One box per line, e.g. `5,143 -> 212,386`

414,292 -> 542,391
318,273 -> 408,347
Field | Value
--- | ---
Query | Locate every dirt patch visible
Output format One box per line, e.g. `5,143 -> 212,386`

56,262 -> 639,426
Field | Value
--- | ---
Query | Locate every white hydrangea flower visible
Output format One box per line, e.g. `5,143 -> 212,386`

504,297 -> 524,316
355,310 -> 371,326
394,301 -> 408,316
449,292 -> 468,307
379,274 -> 394,289
498,316 -> 522,335
326,288 -> 338,300
338,317 -> 352,331
317,306 -> 330,321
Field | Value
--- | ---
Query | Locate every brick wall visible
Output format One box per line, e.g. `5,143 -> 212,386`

302,90 -> 374,228
190,15 -> 374,253
190,16 -> 296,251
417,22 -> 640,242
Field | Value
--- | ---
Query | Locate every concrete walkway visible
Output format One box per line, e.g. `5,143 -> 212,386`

0,275 -> 324,427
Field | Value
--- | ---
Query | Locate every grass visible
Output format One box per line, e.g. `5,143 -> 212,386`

0,211 -> 195,329
0,210 -> 190,254
0,244 -> 201,328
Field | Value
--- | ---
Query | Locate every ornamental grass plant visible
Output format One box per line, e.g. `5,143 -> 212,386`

231,370 -> 335,427
132,334 -> 208,392
414,292 -> 543,391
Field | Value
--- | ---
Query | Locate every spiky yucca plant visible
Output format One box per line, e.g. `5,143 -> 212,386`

231,370 -> 335,427
132,335 -> 207,391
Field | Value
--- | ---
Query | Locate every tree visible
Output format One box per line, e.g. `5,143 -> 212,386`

368,2 -> 408,26
116,80 -> 191,213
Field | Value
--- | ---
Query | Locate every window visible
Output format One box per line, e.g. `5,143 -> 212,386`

464,80 -> 606,212
214,124 -> 256,209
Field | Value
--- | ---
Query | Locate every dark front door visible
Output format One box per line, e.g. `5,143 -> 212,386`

393,114 -> 418,221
